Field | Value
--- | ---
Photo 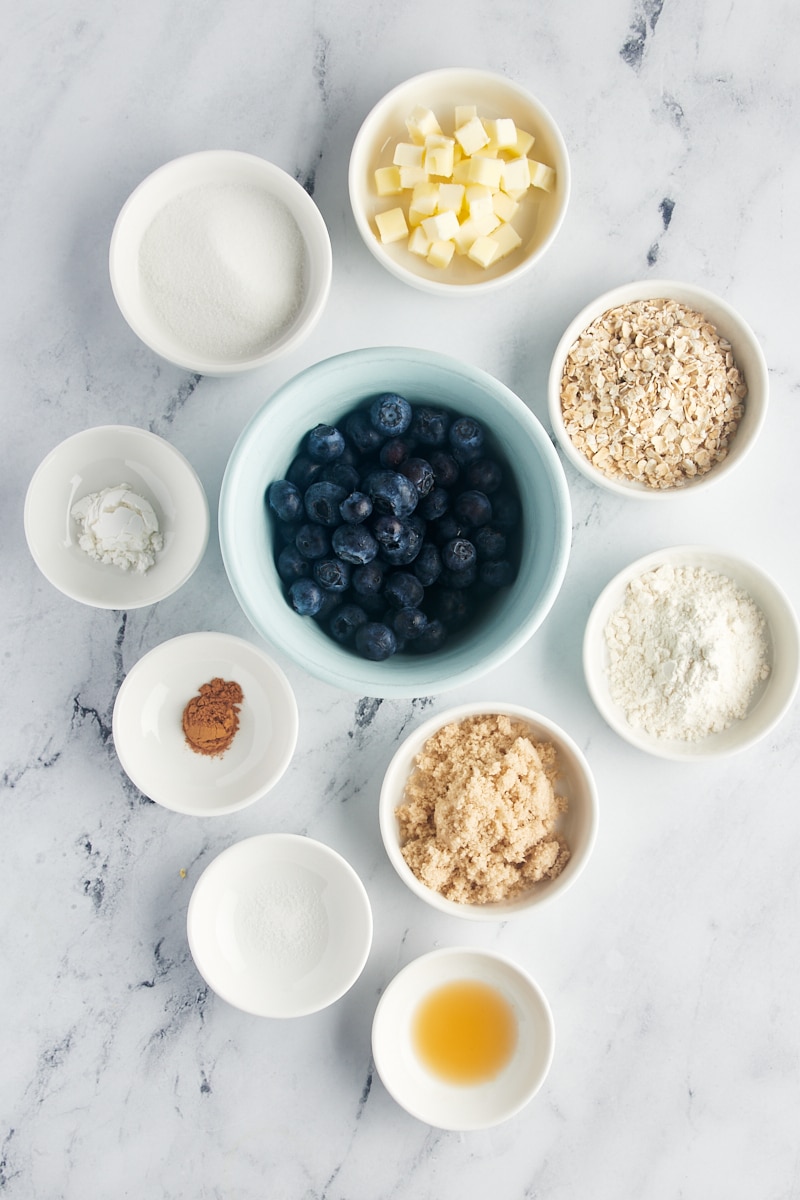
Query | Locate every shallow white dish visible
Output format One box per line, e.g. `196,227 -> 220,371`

110,150 -> 332,375
112,631 -> 298,814
372,947 -> 554,1130
24,424 -> 209,609
547,279 -> 768,498
583,546 -> 800,760
349,68 -> 570,295
187,833 -> 373,1018
379,701 -> 599,919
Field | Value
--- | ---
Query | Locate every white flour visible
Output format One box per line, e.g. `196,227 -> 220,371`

604,563 -> 770,741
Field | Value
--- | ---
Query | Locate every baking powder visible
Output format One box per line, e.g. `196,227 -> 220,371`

604,563 -> 770,741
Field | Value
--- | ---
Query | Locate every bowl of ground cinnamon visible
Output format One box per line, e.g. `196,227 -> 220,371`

112,631 -> 299,815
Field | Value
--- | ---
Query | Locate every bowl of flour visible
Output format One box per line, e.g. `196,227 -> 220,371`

583,546 -> 799,759
109,151 -> 332,376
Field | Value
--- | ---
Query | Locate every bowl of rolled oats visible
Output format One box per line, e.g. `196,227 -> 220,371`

547,280 -> 768,497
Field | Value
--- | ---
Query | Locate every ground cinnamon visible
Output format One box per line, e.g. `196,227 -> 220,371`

182,677 -> 244,757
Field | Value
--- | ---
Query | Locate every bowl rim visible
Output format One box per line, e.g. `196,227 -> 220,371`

546,277 -> 769,498
109,149 -> 333,376
218,345 -> 573,698
348,67 -> 571,296
186,832 -> 373,1017
23,422 -> 210,609
378,699 -> 599,918
371,945 -> 555,1129
582,544 -> 800,760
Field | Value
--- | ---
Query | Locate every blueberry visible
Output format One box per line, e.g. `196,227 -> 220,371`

295,523 -> 330,560
418,486 -> 449,521
287,453 -> 324,489
329,603 -> 368,644
379,437 -> 414,469
314,590 -> 342,622
454,489 -> 492,528
277,544 -> 309,584
339,490 -> 373,524
304,481 -> 348,526
474,525 -> 507,561
345,408 -> 384,453
439,562 -> 478,589
429,450 -> 460,487
432,587 -> 472,629
331,523 -> 378,565
307,423 -> 345,462
480,560 -> 516,588
392,607 -> 429,640
321,462 -> 360,492
464,458 -> 503,493
275,518 -> 302,546
313,557 -> 352,592
355,621 -> 398,661
352,560 -> 386,596
363,470 -> 418,518
369,392 -> 412,437
442,537 -> 477,572
448,415 -> 484,464
412,541 -> 442,587
375,515 -> 424,565
399,457 -> 435,497
385,572 -> 425,610
412,618 -> 448,653
288,578 -> 324,616
411,406 -> 449,446
428,512 -> 468,546
267,479 -> 304,522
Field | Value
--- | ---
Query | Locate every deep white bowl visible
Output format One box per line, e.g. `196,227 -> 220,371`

219,346 -> 572,699
547,279 -> 768,497
24,424 -> 209,609
109,150 -> 332,375
349,68 -> 570,295
112,631 -> 298,814
583,546 -> 799,760
379,702 -> 599,919
372,947 -> 555,1130
187,834 -> 373,1018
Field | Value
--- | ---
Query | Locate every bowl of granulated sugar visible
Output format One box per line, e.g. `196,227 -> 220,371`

109,151 -> 332,376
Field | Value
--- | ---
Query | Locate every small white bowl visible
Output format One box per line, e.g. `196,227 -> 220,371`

112,631 -> 298,814
372,947 -> 554,1130
547,279 -> 768,497
24,424 -> 209,609
109,150 -> 332,375
187,833 -> 373,1018
349,68 -> 570,295
583,546 -> 800,760
379,702 -> 598,919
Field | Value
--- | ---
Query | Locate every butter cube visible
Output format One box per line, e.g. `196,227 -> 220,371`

454,105 -> 477,128
408,225 -> 432,256
468,156 -> 504,189
374,166 -> 403,196
484,117 -> 517,149
454,115 -> 490,156
427,239 -> 455,269
492,190 -> 519,222
436,182 -> 465,213
529,160 -> 556,191
393,142 -> 424,168
424,139 -> 455,178
509,128 -> 535,158
467,235 -> 501,268
465,185 -> 495,220
500,157 -> 531,195
488,222 -> 522,259
405,105 -> 442,144
453,213 -> 500,255
410,181 -> 440,216
399,164 -> 427,189
421,210 -> 460,242
451,159 -> 472,185
375,207 -> 409,244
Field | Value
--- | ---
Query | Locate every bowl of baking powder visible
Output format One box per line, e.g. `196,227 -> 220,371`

583,545 -> 800,759
109,151 -> 332,376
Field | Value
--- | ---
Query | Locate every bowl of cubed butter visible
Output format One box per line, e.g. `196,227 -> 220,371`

348,68 -> 570,295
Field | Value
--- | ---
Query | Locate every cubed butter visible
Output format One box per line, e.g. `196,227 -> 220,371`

468,155 -> 504,189
408,225 -> 431,256
410,181 -> 439,216
421,210 -> 460,242
399,164 -> 427,189
489,222 -> 522,259
454,115 -> 490,156
427,239 -> 455,269
492,190 -> 519,222
511,128 -> 536,157
437,183 -> 465,213
500,157 -> 531,195
393,142 -> 424,168
374,166 -> 403,196
529,160 -> 556,191
467,235 -> 501,268
484,117 -> 517,149
465,185 -> 495,220
425,141 -> 455,178
375,207 -> 409,244
405,106 -> 442,143
454,104 -> 477,128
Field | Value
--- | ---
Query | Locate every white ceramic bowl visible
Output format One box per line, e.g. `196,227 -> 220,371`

349,68 -> 570,295
372,947 -> 554,1130
583,546 -> 800,760
109,150 -> 332,375
187,834 -> 373,1018
379,702 -> 599,919
547,279 -> 768,497
219,346 -> 572,699
112,631 -> 298,814
24,424 -> 209,609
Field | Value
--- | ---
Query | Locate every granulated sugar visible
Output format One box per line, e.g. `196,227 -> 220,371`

238,871 -> 329,981
138,182 -> 306,360
605,563 -> 771,741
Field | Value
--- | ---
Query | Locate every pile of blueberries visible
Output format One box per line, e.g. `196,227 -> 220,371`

266,393 -> 522,660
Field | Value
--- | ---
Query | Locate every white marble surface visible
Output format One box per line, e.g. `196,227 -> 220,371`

3,0 -> 799,1196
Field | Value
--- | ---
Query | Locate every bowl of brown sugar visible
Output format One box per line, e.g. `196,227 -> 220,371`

547,280 -> 768,498
112,631 -> 299,815
379,702 -> 599,919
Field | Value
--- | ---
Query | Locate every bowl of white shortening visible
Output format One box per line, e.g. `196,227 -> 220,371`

109,151 -> 333,376
583,545 -> 800,760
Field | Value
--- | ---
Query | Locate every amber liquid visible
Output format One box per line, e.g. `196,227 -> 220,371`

412,979 -> 518,1084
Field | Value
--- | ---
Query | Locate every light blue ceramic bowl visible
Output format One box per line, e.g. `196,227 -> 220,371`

219,347 -> 571,698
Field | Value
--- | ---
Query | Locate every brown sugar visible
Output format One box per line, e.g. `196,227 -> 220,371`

396,713 -> 570,904
182,677 -> 244,758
